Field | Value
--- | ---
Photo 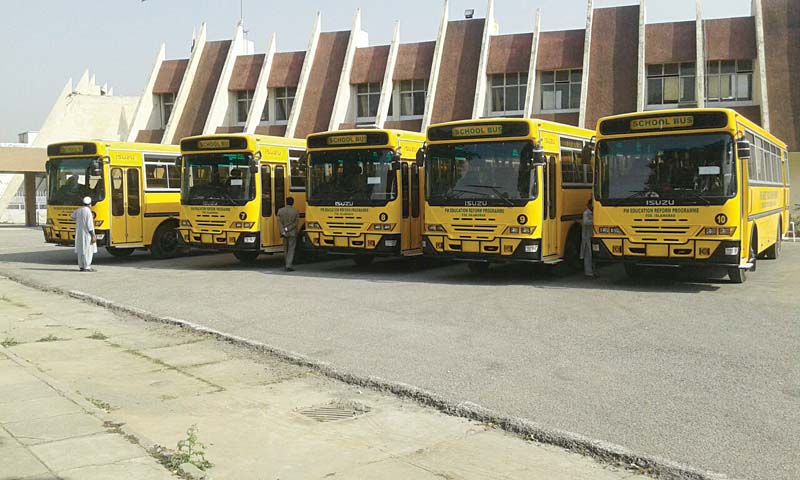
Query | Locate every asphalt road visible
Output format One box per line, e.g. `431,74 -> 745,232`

1,226 -> 798,480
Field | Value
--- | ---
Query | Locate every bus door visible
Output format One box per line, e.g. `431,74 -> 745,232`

400,163 -> 411,251
409,164 -> 422,251
109,167 -> 143,245
542,155 -> 559,257
260,164 -> 278,249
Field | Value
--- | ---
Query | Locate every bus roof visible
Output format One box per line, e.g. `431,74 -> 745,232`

306,128 -> 425,150
425,117 -> 593,143
596,108 -> 787,148
181,133 -> 305,151
47,140 -> 179,158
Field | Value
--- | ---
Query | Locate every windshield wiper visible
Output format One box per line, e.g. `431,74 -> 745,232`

671,189 -> 711,205
466,185 -> 514,206
624,190 -> 654,200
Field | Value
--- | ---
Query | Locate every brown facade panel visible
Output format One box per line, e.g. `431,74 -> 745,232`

584,6 -> 640,129
394,42 -> 436,81
229,54 -> 265,92
384,119 -> 424,132
537,30 -> 585,71
351,46 -> 390,84
268,51 -> 306,88
731,106 -> 762,126
255,125 -> 288,137
487,34 -> 533,75
172,40 -> 232,143
431,19 -> 486,124
135,129 -> 165,144
153,59 -> 189,95
705,17 -> 757,61
762,0 -> 800,149
532,112 -> 580,127
645,21 -> 696,64
294,31 -> 351,138
215,126 -> 245,134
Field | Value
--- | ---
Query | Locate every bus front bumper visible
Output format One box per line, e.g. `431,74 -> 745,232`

422,235 -> 542,263
177,228 -> 260,251
42,226 -> 109,248
304,232 -> 401,256
592,238 -> 742,267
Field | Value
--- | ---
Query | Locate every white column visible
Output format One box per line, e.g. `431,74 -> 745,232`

163,24 -> 207,144
376,22 -> 401,129
245,33 -> 277,134
637,0 -> 647,112
203,23 -> 247,135
523,9 -> 542,118
695,0 -> 706,108
126,44 -> 166,142
422,0 -> 450,131
471,0 -> 495,119
286,13 -> 322,138
753,0 -> 770,130
578,0 -> 594,129
328,9 -> 368,131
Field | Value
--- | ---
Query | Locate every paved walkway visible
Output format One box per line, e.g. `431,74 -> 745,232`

0,276 -> 649,480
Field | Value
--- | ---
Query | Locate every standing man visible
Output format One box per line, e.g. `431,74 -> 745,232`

580,199 -> 594,278
276,197 -> 299,272
71,196 -> 97,272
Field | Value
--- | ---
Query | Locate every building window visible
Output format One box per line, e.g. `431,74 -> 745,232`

647,63 -> 695,106
490,73 -> 527,115
706,60 -> 753,103
356,83 -> 382,121
399,79 -> 427,118
275,87 -> 296,123
159,93 -> 175,128
540,70 -> 580,111
236,91 -> 253,124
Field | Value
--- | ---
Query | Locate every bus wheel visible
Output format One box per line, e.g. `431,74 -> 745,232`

150,222 -> 181,259
552,230 -> 581,276
728,267 -> 747,284
763,223 -> 781,260
233,250 -> 260,263
353,255 -> 374,266
624,263 -> 643,278
106,247 -> 134,258
467,262 -> 490,274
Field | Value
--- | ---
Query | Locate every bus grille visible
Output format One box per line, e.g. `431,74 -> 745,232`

451,224 -> 498,233
194,213 -> 226,228
631,225 -> 693,235
326,222 -> 364,230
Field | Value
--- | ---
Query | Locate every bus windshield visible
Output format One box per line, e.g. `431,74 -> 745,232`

307,149 -> 397,206
426,141 -> 535,206
47,157 -> 105,205
181,153 -> 255,206
597,133 -> 736,206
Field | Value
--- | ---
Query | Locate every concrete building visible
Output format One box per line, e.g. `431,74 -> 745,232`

2,0 -> 799,226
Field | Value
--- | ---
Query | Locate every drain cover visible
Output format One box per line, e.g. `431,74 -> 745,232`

297,401 -> 371,422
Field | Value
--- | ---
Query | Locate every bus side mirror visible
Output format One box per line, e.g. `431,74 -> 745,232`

532,143 -> 545,164
247,154 -> 258,174
391,160 -> 402,171
89,159 -> 103,176
737,140 -> 751,160
175,156 -> 183,170
416,146 -> 426,167
298,152 -> 308,171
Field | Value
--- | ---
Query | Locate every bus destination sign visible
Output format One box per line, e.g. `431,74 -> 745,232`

630,116 -> 694,131
327,135 -> 367,146
599,111 -> 728,135
452,125 -> 503,138
428,121 -> 530,141
48,143 -> 98,157
308,131 -> 390,149
197,139 -> 231,149
59,145 -> 84,154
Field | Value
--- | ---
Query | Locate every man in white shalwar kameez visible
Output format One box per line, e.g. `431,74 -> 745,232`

71,196 -> 97,272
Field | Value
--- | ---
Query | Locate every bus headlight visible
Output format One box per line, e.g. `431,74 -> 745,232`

46,218 -> 54,225
94,220 -> 104,227
306,222 -> 321,230
598,226 -> 623,235
521,227 -> 535,234
95,234 -> 105,241
718,227 -> 736,235
426,224 -> 445,232
704,227 -> 717,235
524,244 -> 539,253
510,227 -> 520,234
243,222 -> 255,229
244,236 -> 257,244
384,239 -> 398,247
180,220 -> 192,227
725,247 -> 739,256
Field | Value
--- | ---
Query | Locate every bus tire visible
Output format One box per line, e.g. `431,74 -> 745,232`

624,263 -> 643,278
467,262 -> 490,274
763,222 -> 781,260
728,267 -> 747,284
150,221 -> 182,259
233,250 -> 260,263
106,247 -> 134,257
552,228 -> 581,276
353,255 -> 374,266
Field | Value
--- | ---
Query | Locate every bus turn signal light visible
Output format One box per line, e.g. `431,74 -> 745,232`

426,224 -> 446,232
506,226 -> 536,235
703,227 -> 737,236
94,220 -> 103,227
306,222 -> 321,230
598,226 -> 623,235
372,224 -> 395,231
180,220 -> 192,227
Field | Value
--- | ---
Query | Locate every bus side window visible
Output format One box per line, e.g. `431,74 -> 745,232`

261,165 -> 272,217
402,163 -> 410,219
111,168 -> 124,217
289,149 -> 306,191
127,169 -> 141,216
411,164 -> 420,218
274,165 -> 286,215
548,156 -> 556,219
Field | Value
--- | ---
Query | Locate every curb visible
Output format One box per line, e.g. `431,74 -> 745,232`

1,272 -> 734,480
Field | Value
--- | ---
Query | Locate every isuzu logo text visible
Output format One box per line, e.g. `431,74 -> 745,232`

464,201 -> 488,207
646,200 -> 675,206
335,201 -> 354,207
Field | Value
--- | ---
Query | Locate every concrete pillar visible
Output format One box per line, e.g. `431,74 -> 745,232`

695,0 -> 706,108
329,9 -> 368,131
471,0 -> 496,119
163,24 -> 208,144
286,13 -> 322,138
245,33 -> 277,134
203,23 -> 249,134
422,0 -> 450,131
376,22 -> 401,129
523,9 -> 542,119
578,0 -> 594,129
126,44 -> 166,142
753,0 -> 770,130
24,173 -> 37,227
636,0 -> 647,112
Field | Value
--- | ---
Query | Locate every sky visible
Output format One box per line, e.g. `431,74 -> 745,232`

0,0 -> 752,143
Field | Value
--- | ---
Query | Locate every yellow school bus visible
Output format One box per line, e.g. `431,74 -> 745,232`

593,108 -> 790,283
177,134 -> 306,262
420,118 -> 595,272
43,141 -> 183,258
303,129 -> 426,265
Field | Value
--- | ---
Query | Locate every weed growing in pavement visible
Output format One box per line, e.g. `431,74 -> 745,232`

87,396 -> 115,412
150,424 -> 213,474
36,334 -> 61,342
87,331 -> 108,340
1,337 -> 19,348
